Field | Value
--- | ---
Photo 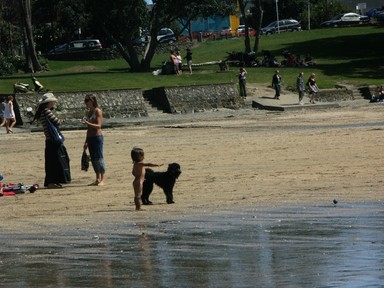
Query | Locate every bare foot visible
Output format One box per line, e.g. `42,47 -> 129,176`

97,181 -> 105,186
136,208 -> 145,211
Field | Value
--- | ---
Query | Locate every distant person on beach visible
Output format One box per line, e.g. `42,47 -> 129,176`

272,70 -> 281,100
131,147 -> 163,211
306,73 -> 319,104
296,72 -> 305,105
3,95 -> 16,133
238,67 -> 247,97
0,96 -> 6,129
81,94 -> 106,186
185,48 -> 193,75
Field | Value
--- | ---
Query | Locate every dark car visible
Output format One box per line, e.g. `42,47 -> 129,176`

320,13 -> 369,28
260,19 -> 301,35
49,39 -> 102,54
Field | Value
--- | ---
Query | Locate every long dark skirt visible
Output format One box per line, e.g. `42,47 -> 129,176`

44,140 -> 71,187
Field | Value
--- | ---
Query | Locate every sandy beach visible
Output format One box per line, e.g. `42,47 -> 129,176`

1,94 -> 384,233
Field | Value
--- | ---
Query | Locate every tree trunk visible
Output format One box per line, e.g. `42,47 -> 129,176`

253,0 -> 263,55
238,0 -> 251,53
21,0 -> 42,73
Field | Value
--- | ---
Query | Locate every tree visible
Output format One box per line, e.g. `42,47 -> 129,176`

20,0 -> 43,72
87,0 -> 235,72
238,0 -> 252,53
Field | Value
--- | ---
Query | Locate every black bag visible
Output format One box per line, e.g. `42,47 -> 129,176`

45,115 -> 64,145
81,150 -> 90,171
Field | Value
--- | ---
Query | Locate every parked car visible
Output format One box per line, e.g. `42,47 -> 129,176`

157,28 -> 177,44
220,26 -> 232,37
49,39 -> 102,54
191,30 -> 215,40
260,19 -> 301,35
366,7 -> 382,18
238,27 -> 256,37
236,25 -> 245,36
375,11 -> 384,22
320,13 -> 369,27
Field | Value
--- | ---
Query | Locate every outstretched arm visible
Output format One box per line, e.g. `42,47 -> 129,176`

143,163 -> 163,167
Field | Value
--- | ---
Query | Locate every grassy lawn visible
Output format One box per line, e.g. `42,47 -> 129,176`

1,25 -> 383,93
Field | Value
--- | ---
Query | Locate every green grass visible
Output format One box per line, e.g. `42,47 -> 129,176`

1,26 -> 383,93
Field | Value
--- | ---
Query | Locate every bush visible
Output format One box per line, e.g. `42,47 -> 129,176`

0,55 -> 17,76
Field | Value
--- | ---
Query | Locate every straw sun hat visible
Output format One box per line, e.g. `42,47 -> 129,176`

39,92 -> 58,104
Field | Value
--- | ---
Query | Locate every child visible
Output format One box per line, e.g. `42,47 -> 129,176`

3,95 -> 16,133
131,147 -> 162,211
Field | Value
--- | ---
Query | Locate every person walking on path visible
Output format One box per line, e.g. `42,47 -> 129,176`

185,48 -> 193,75
238,67 -> 247,97
32,93 -> 71,189
3,95 -> 16,133
306,73 -> 319,104
0,96 -> 6,129
81,94 -> 106,186
272,70 -> 281,100
296,72 -> 305,105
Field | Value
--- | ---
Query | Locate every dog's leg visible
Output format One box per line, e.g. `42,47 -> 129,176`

164,188 -> 175,204
142,181 -> 154,205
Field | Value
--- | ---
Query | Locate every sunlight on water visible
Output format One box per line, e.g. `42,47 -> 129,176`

1,202 -> 383,287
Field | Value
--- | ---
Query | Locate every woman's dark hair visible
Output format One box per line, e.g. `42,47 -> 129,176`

85,94 -> 99,108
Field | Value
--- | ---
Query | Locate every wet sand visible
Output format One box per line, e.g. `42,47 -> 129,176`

1,99 -> 384,232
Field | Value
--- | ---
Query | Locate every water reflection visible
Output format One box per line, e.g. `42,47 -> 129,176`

1,202 -> 383,287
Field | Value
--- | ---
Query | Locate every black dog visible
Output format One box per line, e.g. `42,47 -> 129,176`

141,163 -> 181,205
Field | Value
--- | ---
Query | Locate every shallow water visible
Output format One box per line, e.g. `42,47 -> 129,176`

1,202 -> 383,287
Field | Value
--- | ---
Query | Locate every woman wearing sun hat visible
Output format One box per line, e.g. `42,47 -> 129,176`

32,93 -> 71,189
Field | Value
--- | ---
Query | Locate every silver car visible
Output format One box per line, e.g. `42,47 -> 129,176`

261,19 -> 301,35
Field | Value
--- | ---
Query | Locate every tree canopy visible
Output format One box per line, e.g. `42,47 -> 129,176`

0,0 -> 350,75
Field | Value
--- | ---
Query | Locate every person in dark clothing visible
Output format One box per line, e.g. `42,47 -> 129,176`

238,67 -> 247,97
272,70 -> 281,100
185,48 -> 193,75
32,93 -> 71,189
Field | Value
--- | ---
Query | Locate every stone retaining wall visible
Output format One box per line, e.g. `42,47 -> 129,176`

316,87 -> 354,102
12,89 -> 147,127
10,83 -> 244,127
146,83 -> 244,114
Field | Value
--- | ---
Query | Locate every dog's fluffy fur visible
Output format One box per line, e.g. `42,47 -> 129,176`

141,163 -> 181,205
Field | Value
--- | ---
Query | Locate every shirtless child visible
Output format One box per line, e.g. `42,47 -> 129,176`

131,147 -> 162,211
